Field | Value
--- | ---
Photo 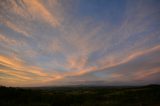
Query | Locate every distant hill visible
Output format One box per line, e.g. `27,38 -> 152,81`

0,85 -> 160,106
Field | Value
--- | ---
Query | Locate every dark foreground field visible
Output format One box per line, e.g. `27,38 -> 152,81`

0,85 -> 160,106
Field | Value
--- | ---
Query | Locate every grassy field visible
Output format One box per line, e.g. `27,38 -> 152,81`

0,85 -> 160,106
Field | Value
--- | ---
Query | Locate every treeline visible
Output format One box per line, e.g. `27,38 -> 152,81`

0,85 -> 160,106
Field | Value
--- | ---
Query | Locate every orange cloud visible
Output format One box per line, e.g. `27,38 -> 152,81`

1,19 -> 29,37
0,76 -> 29,87
120,45 -> 160,65
73,66 -> 97,76
67,55 -> 88,70
0,55 -> 23,69
27,66 -> 48,77
0,34 -> 26,46
97,45 -> 160,72
134,67 -> 160,80
23,0 -> 60,27
0,34 -> 17,45
0,69 -> 32,80
68,45 -> 160,77
0,54 -> 53,85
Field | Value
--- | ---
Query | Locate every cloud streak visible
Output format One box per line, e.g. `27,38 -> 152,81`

0,0 -> 160,86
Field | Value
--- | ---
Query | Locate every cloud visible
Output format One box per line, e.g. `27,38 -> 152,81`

0,54 -> 56,86
98,45 -> 160,74
0,55 -> 23,69
0,34 -> 17,45
64,45 -> 160,78
0,0 -> 160,86
0,69 -> 32,80
21,0 -> 60,27
0,19 -> 30,37
0,0 -> 63,39
134,68 -> 160,80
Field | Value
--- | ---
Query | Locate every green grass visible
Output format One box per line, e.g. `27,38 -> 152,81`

0,85 -> 160,106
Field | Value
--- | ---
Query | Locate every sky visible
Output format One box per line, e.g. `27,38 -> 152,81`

0,0 -> 160,87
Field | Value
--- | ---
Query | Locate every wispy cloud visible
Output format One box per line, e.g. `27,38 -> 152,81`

22,0 -> 60,27
0,0 -> 160,86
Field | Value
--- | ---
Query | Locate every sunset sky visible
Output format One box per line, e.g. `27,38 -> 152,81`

0,0 -> 160,87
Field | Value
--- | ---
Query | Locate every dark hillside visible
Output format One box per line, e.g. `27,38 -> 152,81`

0,85 -> 160,106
